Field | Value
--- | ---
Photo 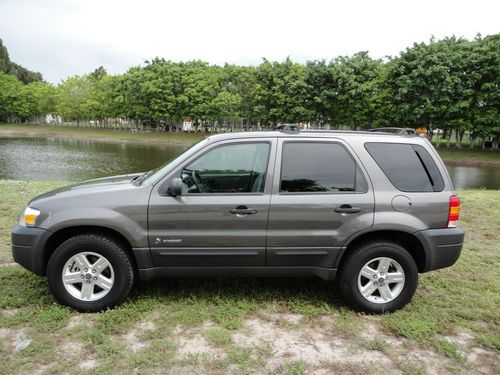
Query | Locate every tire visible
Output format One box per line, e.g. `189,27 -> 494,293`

47,234 -> 134,312
338,241 -> 418,313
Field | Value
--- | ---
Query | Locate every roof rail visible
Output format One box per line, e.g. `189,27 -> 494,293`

367,127 -> 417,136
272,125 -> 417,137
274,124 -> 300,133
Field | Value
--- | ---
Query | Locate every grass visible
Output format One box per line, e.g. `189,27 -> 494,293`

437,148 -> 500,163
0,180 -> 499,373
0,123 -> 205,145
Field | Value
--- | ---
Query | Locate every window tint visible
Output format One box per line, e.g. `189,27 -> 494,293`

182,143 -> 270,193
365,142 -> 444,192
280,142 -> 367,193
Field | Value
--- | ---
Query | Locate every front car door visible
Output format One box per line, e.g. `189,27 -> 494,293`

267,138 -> 375,268
148,138 -> 277,267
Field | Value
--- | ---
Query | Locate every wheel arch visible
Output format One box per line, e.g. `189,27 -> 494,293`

338,230 -> 426,273
42,225 -> 137,276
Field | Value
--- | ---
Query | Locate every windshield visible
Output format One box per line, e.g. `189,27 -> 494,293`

140,138 -> 209,185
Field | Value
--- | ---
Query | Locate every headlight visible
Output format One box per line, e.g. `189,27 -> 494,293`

18,207 -> 41,227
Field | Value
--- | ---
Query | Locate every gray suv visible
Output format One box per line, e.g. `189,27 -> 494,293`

12,129 -> 464,313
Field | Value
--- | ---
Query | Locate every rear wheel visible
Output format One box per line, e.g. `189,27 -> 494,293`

47,234 -> 134,312
338,241 -> 418,313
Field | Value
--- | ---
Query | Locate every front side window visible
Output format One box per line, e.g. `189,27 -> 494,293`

280,142 -> 367,193
181,142 -> 270,194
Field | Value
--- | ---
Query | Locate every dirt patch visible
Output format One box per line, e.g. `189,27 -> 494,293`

0,327 -> 29,352
262,311 -> 303,325
0,308 -> 20,317
79,358 -> 98,370
405,347 -> 454,375
445,330 -> 473,347
233,317 -> 392,370
467,347 -> 500,374
177,334 -> 222,358
176,322 -> 225,359
120,321 -> 157,352
60,340 -> 85,357
0,262 -> 18,267
359,321 -> 405,348
168,365 -> 199,375
65,315 -> 94,330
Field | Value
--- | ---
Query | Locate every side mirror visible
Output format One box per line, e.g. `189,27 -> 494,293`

159,178 -> 183,197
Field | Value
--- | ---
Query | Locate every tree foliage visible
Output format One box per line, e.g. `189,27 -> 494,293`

0,39 -> 43,84
0,35 -> 498,143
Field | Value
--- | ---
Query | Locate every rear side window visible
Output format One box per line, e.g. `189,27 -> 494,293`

280,142 -> 368,193
365,142 -> 444,192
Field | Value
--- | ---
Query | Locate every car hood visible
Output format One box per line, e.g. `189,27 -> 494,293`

29,173 -> 143,205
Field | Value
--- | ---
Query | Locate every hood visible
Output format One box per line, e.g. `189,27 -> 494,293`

29,173 -> 143,205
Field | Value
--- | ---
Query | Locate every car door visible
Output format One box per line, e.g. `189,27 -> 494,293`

267,138 -> 374,267
148,138 -> 276,267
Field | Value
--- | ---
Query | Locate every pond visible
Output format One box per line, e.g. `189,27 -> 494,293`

0,137 -> 499,190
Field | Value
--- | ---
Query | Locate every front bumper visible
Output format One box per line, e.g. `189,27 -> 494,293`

414,227 -> 465,272
11,224 -> 52,276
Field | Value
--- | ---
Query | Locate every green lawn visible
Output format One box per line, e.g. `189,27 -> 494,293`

0,124 -> 205,145
438,148 -> 500,163
0,182 -> 499,374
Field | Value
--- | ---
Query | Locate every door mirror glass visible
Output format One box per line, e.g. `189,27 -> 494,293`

159,178 -> 183,196
167,178 -> 183,196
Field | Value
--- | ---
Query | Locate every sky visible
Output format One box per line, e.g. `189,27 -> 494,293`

0,0 -> 498,83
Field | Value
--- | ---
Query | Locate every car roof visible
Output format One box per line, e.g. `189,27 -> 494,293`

205,130 -> 422,144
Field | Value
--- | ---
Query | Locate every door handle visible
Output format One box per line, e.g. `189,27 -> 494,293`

335,204 -> 362,214
230,206 -> 258,216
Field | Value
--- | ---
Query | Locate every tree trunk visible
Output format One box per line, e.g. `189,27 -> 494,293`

446,130 -> 452,147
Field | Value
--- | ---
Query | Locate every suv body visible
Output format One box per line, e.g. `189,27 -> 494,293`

12,130 -> 464,313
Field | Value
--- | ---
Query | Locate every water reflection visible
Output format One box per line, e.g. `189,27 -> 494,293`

0,137 -> 187,181
446,165 -> 500,190
0,137 -> 498,189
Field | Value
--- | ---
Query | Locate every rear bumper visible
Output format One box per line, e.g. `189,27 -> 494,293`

11,224 -> 52,276
414,227 -> 464,272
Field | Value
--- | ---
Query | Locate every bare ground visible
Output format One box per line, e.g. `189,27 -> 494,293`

3,308 -> 496,375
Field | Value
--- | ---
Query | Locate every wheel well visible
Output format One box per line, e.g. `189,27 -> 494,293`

341,230 -> 426,272
42,226 -> 137,275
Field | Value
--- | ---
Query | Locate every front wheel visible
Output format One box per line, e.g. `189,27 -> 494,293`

338,241 -> 418,313
47,234 -> 134,312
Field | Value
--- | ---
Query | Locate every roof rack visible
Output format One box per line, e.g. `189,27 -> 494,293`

367,127 -> 417,136
273,125 -> 417,137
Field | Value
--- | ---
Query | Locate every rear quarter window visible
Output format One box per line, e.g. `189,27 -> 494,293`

365,142 -> 444,192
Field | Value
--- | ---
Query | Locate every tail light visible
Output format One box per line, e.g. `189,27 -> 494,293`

447,195 -> 460,228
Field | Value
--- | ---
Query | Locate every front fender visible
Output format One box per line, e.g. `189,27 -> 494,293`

39,207 -> 148,248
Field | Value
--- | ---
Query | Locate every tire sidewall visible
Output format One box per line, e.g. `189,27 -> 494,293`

47,235 -> 133,312
340,243 -> 418,313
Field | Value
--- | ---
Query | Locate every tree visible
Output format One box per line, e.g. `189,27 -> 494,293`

0,39 -> 43,83
466,34 -> 500,148
382,37 -> 476,145
328,52 -> 381,129
55,76 -> 93,123
255,58 -> 311,126
0,71 -> 23,121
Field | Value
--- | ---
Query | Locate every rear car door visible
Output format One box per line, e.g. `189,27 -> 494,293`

267,138 -> 374,267
148,138 -> 276,267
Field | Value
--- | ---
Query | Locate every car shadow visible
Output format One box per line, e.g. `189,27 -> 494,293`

131,276 -> 343,308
